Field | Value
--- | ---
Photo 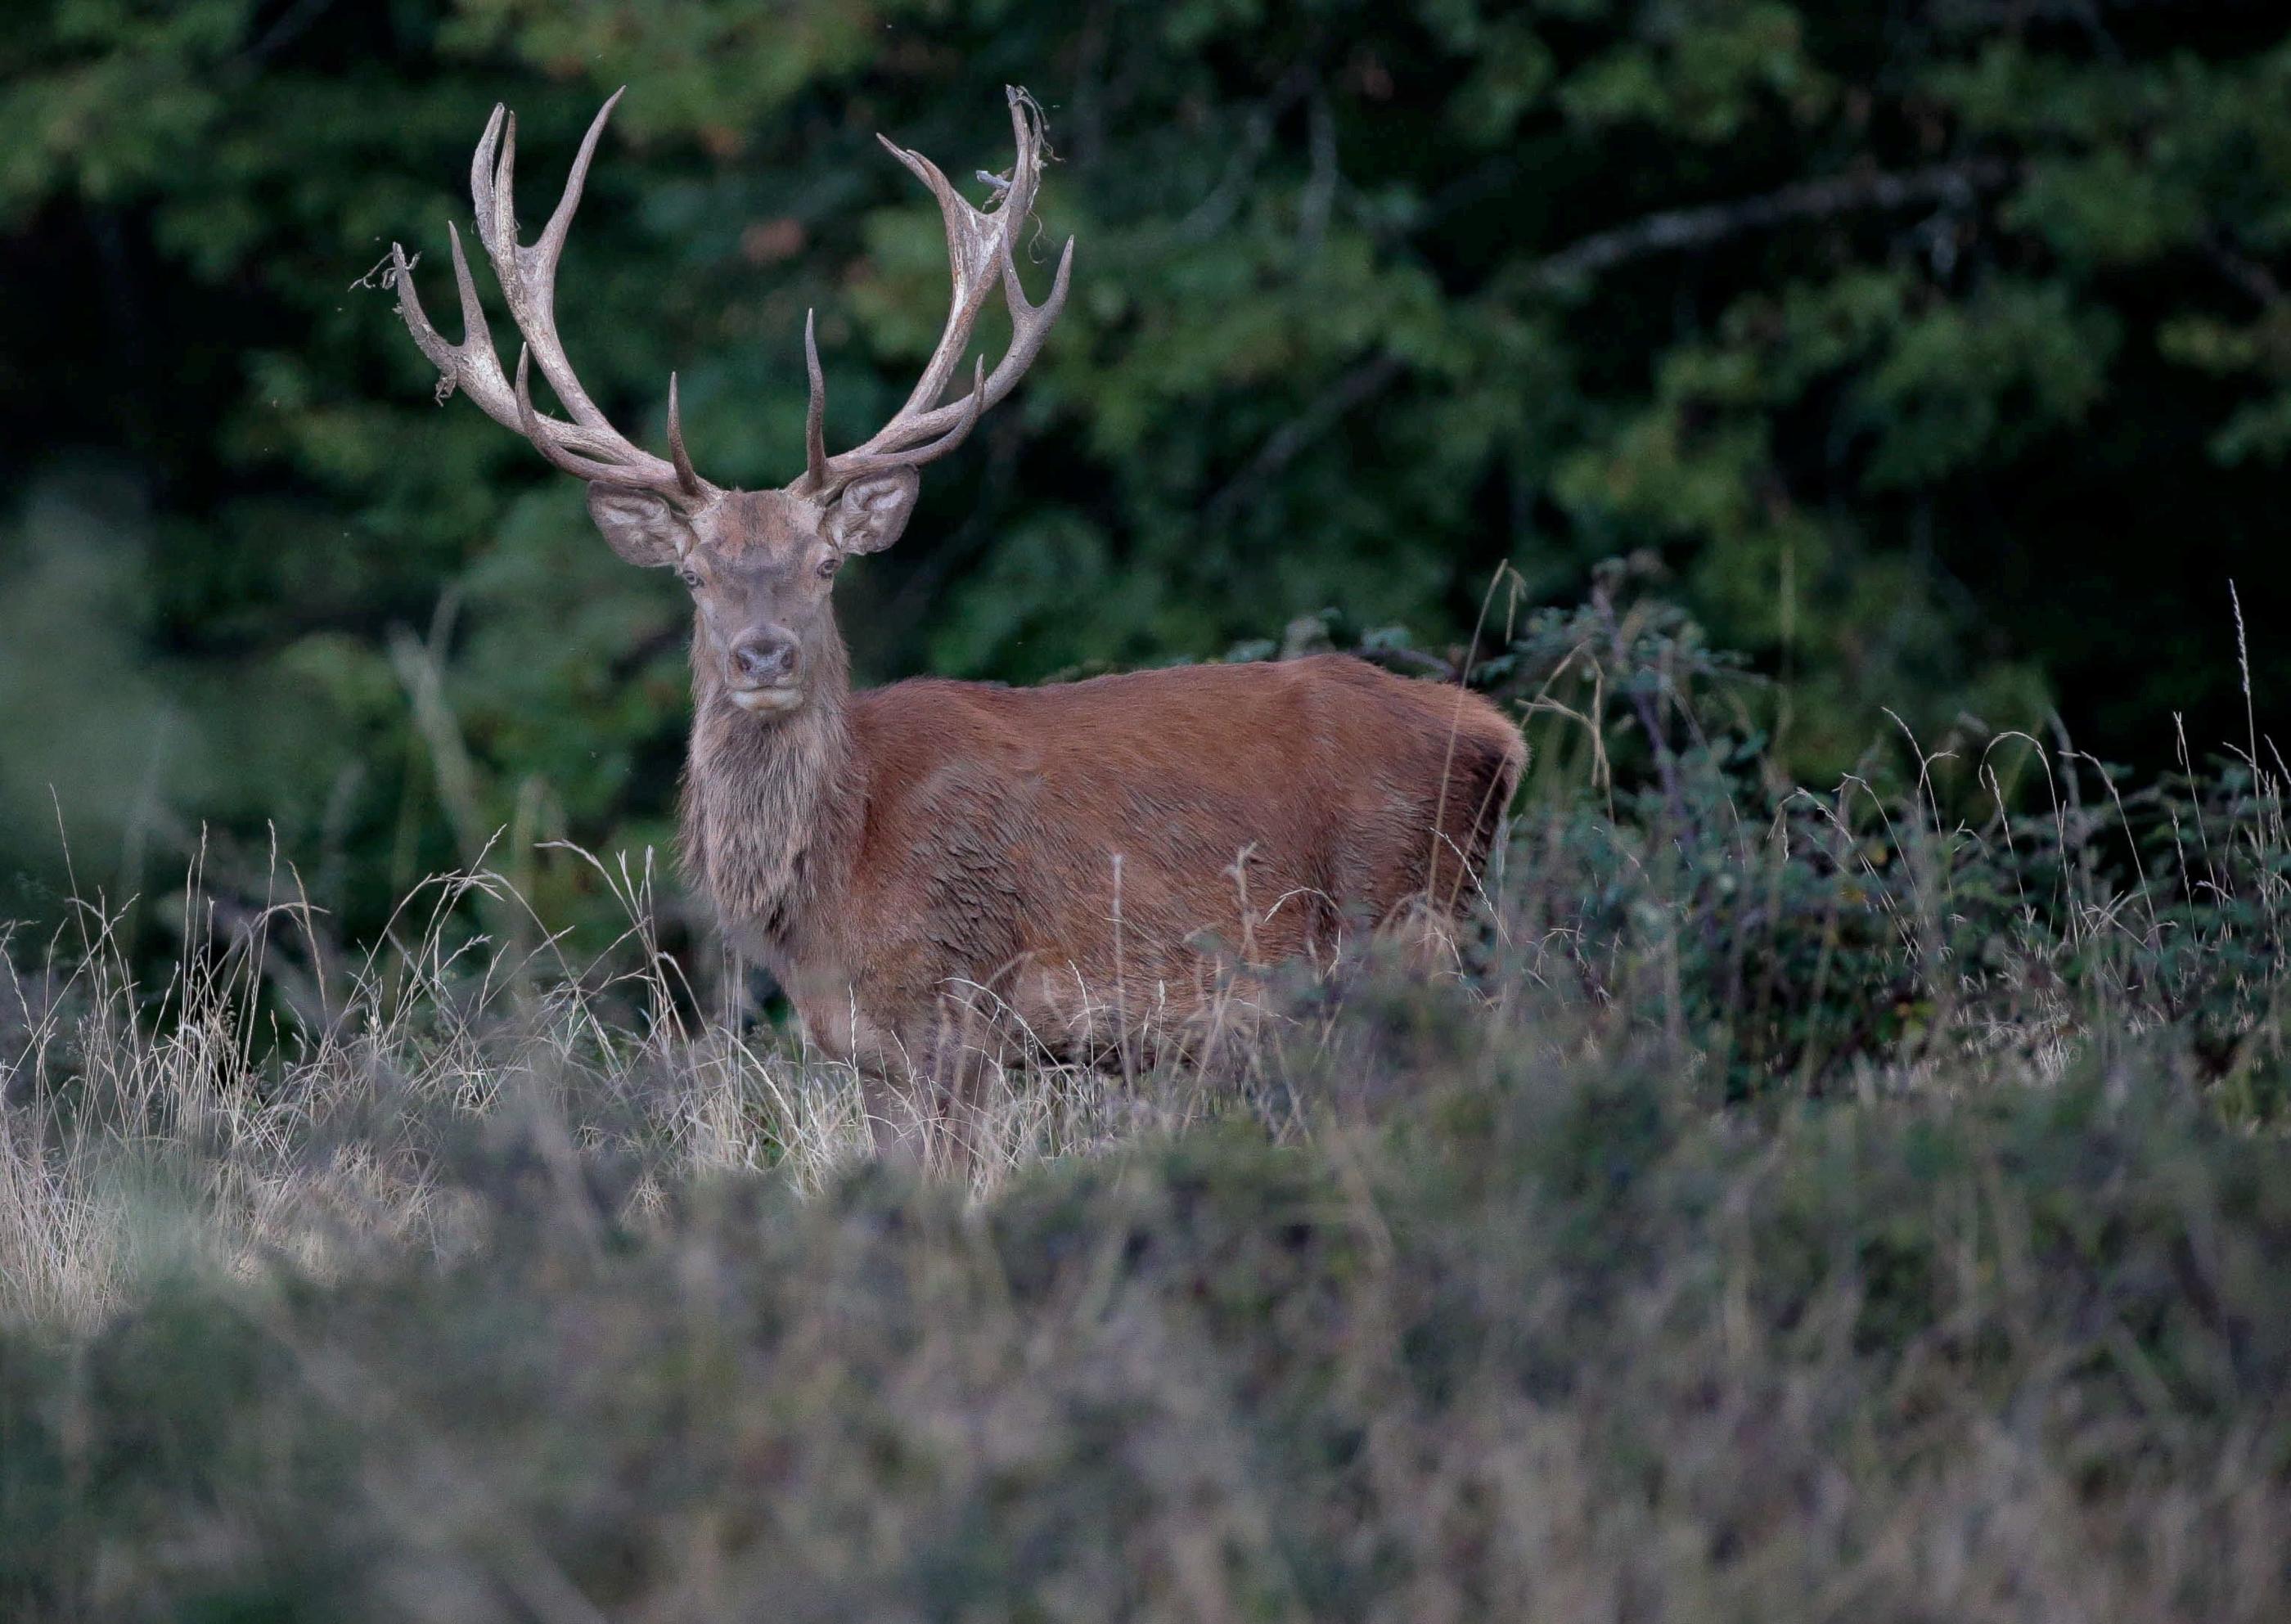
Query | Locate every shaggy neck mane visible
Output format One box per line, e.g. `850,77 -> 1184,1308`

677,616 -> 860,955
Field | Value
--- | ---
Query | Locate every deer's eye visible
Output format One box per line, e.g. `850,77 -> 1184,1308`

679,568 -> 703,590
817,554 -> 841,581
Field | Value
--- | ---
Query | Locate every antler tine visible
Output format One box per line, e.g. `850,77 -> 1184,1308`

389,227 -> 517,425
486,110 -> 520,298
822,358 -> 988,486
479,95 -> 619,434
469,104 -> 507,258
538,90 -> 621,264
803,309 -> 830,491
835,237 -> 1073,465
810,85 -> 1071,491
871,134 -> 1008,430
515,347 -> 648,484
444,223 -> 496,370
390,240 -> 454,376
994,83 -> 1047,240
896,233 -> 1073,443
392,94 -> 716,505
810,241 -> 1071,475
875,85 -> 1047,426
665,372 -> 705,499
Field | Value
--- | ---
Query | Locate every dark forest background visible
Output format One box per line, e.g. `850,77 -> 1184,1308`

2,0 -> 2286,947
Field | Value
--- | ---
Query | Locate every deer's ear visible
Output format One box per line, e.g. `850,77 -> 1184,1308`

586,484 -> 693,568
825,470 -> 920,556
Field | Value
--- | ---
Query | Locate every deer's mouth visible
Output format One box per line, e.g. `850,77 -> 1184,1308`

727,684 -> 804,714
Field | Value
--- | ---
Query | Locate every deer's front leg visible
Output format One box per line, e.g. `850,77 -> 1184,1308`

861,1062 -> 931,1163
923,1003 -> 1006,1174
790,987 -> 927,1163
794,983 -> 1004,1170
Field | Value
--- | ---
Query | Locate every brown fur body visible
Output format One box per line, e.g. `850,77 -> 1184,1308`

679,612 -> 1524,1117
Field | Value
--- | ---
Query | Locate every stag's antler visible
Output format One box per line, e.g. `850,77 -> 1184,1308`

391,91 -> 714,505
393,87 -> 1070,505
798,86 -> 1075,494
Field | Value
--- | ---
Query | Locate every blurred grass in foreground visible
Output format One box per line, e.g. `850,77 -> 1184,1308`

2,593 -> 2288,1620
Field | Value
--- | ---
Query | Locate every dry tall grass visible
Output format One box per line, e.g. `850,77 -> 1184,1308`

6,701 -> 2284,1332
0,834 -> 1324,1329
4,707 -> 2289,1620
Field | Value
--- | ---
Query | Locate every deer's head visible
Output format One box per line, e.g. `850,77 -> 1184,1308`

390,88 -> 1071,717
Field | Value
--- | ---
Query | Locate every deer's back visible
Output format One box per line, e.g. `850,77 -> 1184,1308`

828,655 -> 1521,1050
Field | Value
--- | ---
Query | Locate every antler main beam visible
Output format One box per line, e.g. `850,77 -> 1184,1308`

799,86 -> 1075,494
392,91 -> 713,504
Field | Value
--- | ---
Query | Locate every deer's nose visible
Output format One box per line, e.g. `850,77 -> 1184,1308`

731,628 -> 800,685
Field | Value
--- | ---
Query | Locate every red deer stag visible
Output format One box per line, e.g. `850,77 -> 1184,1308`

390,87 -> 1523,1154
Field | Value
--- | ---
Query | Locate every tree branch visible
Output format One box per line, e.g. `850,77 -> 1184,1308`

239,0 -> 339,69
1200,159 -> 2015,527
1203,352 -> 1405,529
1175,66 -> 1317,245
1525,158 -> 2014,290
2204,232 -> 2284,309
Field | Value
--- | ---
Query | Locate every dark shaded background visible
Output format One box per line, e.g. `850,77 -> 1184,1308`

2,0 -> 2284,947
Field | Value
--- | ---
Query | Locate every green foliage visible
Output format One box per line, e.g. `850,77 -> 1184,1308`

1323,571 -> 2291,1096
2,0 -> 2287,951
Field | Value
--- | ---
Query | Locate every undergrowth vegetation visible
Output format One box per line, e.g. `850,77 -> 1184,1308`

3,592 -> 2288,1619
